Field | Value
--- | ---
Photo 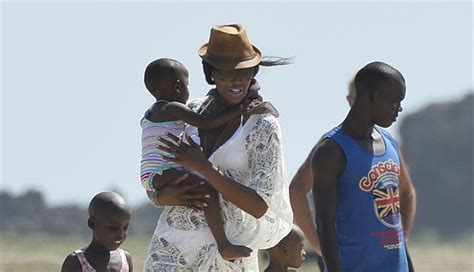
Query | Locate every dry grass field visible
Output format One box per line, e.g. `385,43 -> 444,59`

0,233 -> 472,271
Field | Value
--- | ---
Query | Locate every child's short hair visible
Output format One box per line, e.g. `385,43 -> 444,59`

266,225 -> 306,269
144,58 -> 184,96
88,191 -> 130,218
279,225 -> 304,245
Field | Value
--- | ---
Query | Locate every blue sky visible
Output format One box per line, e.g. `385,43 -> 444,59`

2,1 -> 472,205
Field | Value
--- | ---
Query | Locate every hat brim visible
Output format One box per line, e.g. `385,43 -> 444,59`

198,43 -> 262,70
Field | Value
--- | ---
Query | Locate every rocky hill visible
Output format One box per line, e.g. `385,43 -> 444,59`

399,92 -> 473,239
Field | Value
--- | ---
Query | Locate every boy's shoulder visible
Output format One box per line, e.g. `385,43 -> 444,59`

375,126 -> 398,147
145,101 -> 176,123
123,249 -> 133,269
61,252 -> 82,272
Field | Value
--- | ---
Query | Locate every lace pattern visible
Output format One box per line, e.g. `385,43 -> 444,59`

164,207 -> 207,231
144,97 -> 293,271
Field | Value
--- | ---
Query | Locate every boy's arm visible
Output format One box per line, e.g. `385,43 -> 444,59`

61,254 -> 82,272
164,102 -> 244,130
312,139 -> 345,272
398,148 -> 416,241
289,150 -> 322,255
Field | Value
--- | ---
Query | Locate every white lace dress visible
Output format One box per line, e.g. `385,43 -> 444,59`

144,96 -> 293,272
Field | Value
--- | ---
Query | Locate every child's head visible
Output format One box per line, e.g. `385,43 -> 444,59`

267,225 -> 306,269
144,58 -> 189,103
87,191 -> 131,251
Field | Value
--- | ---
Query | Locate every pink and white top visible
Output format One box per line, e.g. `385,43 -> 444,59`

73,249 -> 129,272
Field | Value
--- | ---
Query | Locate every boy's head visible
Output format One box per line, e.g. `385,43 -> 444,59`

267,225 -> 306,269
354,61 -> 406,128
88,191 -> 131,251
144,58 -> 189,103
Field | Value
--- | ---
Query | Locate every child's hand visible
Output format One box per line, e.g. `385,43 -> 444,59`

241,79 -> 263,110
244,101 -> 279,118
248,78 -> 261,95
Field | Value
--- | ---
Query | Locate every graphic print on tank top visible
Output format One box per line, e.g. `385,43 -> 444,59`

359,159 -> 401,229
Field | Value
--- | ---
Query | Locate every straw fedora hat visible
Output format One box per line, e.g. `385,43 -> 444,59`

198,24 -> 262,70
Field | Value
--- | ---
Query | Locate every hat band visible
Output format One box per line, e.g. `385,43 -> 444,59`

205,52 -> 257,64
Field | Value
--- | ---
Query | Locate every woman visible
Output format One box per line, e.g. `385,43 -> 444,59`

144,24 -> 293,271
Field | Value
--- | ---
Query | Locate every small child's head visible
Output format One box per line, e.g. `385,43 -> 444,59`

87,191 -> 131,251
267,225 -> 306,269
144,58 -> 189,103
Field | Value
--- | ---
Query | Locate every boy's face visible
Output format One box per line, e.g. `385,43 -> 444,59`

175,66 -> 190,104
372,83 -> 406,128
286,231 -> 306,268
91,212 -> 130,251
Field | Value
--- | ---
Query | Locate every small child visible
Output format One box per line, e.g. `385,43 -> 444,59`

61,191 -> 133,272
140,58 -> 263,260
265,226 -> 306,272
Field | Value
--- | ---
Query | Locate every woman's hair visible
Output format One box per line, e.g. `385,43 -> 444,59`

202,56 -> 294,85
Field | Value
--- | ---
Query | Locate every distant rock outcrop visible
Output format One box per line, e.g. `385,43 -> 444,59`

0,189 -> 161,236
399,92 -> 473,238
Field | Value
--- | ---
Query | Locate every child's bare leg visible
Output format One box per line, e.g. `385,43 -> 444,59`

204,186 -> 252,260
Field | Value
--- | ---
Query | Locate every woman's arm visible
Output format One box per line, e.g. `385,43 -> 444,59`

197,163 -> 269,218
157,133 -> 268,219
146,173 -> 211,210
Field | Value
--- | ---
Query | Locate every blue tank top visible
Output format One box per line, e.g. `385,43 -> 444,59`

324,126 -> 408,272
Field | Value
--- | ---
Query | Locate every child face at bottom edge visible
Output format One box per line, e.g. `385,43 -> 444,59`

91,212 -> 131,251
286,232 -> 306,268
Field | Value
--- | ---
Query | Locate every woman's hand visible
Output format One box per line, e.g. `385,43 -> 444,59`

150,173 -> 211,211
158,134 -> 212,173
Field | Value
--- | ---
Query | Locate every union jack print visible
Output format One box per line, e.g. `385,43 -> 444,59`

373,188 -> 400,219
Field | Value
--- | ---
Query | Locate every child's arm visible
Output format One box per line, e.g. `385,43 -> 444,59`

125,251 -> 133,272
164,102 -> 244,130
61,254 -> 82,272
151,168 -> 184,191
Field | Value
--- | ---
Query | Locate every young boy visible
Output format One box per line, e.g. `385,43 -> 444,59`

61,191 -> 133,272
265,225 -> 306,272
313,61 -> 411,271
141,58 -> 267,260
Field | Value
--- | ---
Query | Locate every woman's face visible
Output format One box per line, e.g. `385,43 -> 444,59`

212,67 -> 256,106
